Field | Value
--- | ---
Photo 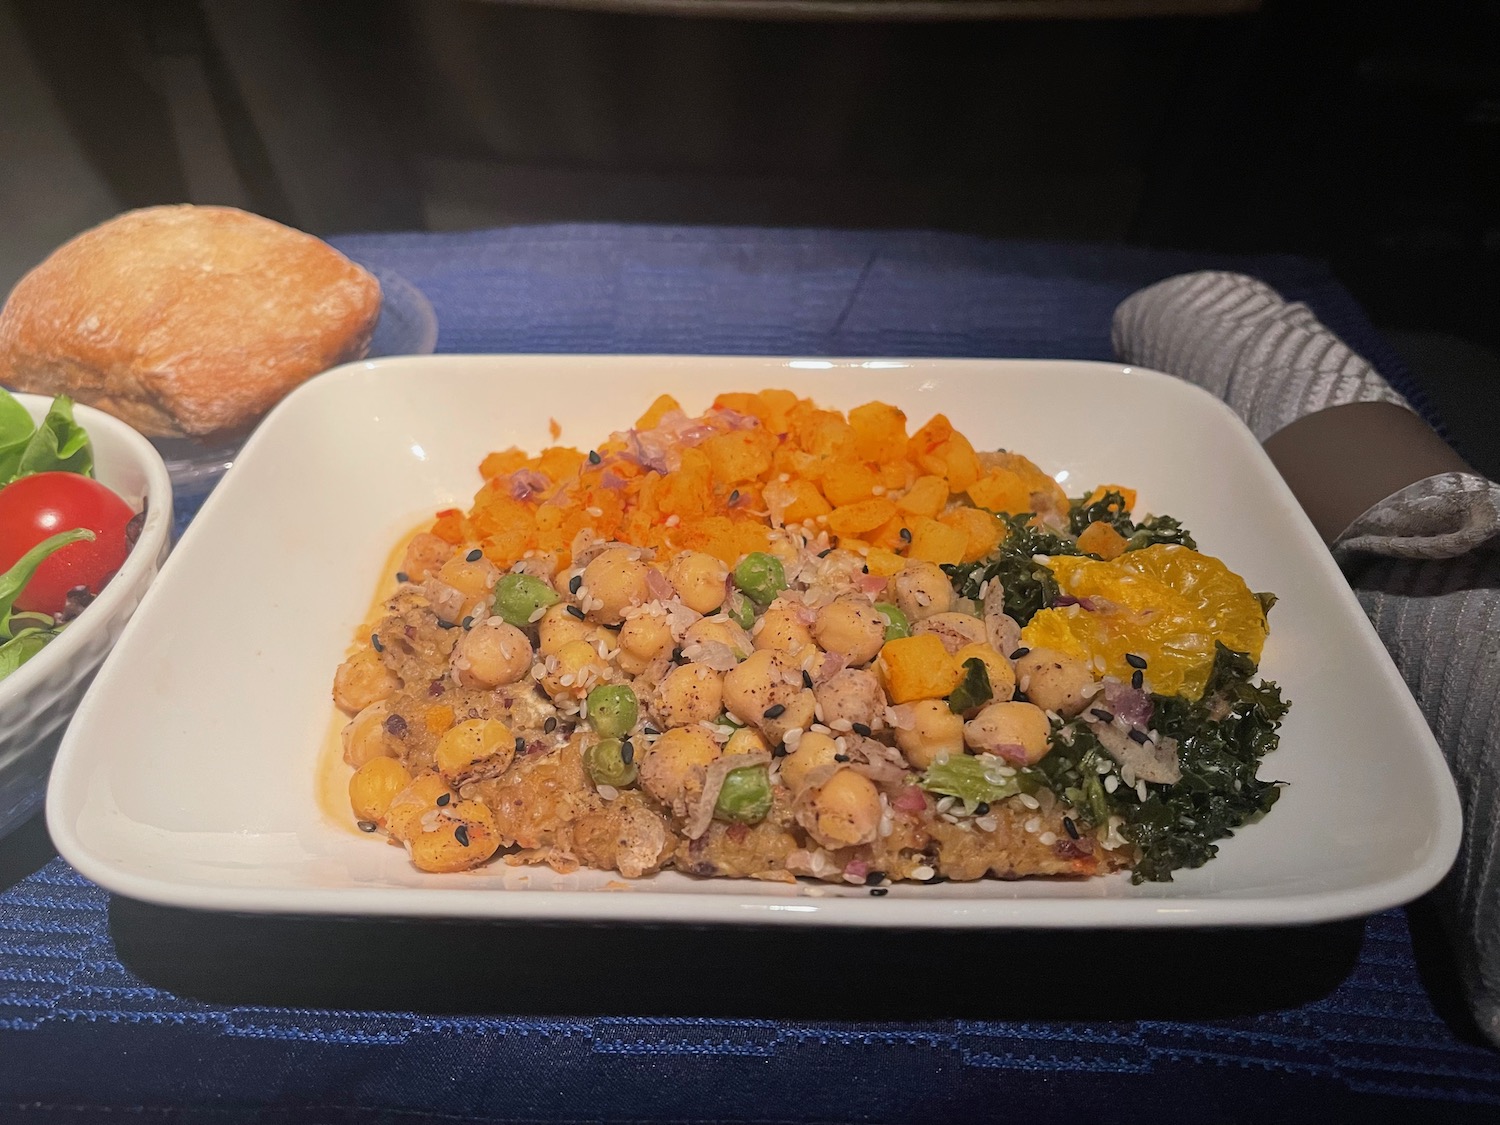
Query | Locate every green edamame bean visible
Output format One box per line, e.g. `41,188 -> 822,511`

724,590 -> 756,631
493,574 -> 560,627
584,737 -> 638,788
874,602 -> 911,640
733,552 -> 787,607
587,684 -> 639,738
713,765 -> 772,824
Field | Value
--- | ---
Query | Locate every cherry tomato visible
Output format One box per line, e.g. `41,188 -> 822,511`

0,472 -> 136,615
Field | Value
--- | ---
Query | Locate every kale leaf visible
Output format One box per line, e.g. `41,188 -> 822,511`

1045,643 -> 1288,883
943,512 -> 1081,625
1067,489 -> 1198,552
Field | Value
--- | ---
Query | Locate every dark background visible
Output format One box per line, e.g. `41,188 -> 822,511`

2,0 -> 1497,470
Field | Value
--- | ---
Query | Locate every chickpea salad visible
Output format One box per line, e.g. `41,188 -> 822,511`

333,390 -> 1289,887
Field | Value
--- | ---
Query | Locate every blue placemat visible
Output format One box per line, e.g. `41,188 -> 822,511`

6,224 -> 1496,1122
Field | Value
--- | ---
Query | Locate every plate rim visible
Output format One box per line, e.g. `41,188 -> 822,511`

45,354 -> 1463,927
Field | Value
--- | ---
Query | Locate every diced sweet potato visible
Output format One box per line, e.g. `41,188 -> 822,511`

896,475 -> 948,518
702,429 -> 776,484
636,394 -> 681,429
849,401 -> 909,461
827,497 -> 899,536
821,461 -> 881,506
966,470 -> 1031,515
1076,520 -> 1129,561
877,635 -> 962,703
906,516 -> 969,565
781,479 -> 832,524
940,507 -> 1002,563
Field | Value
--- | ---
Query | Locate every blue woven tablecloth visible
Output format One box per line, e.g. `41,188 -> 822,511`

3,224 -> 1497,1122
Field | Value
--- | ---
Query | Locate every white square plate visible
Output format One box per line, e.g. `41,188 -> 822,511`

45,356 -> 1461,926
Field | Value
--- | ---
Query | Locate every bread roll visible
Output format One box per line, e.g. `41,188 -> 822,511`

0,205 -> 382,437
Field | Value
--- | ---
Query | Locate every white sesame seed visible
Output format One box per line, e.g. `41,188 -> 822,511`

1038,831 -> 1057,846
1017,793 -> 1040,810
911,865 -> 936,881
1024,817 -> 1042,833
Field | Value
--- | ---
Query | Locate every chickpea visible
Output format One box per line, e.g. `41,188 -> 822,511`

753,602 -> 814,654
341,700 -> 399,767
639,726 -> 720,808
963,701 -> 1052,764
538,602 -> 596,656
349,756 -> 412,823
436,552 -> 500,601
668,551 -> 729,615
683,617 -> 752,659
407,800 -> 501,872
953,643 -> 1017,704
452,620 -> 532,688
581,548 -> 653,625
1015,648 -> 1097,718
892,562 -> 954,623
913,612 -> 987,655
333,647 -> 399,714
435,718 -> 516,783
779,730 -> 839,792
384,772 -> 456,842
811,595 -> 886,667
893,700 -> 965,769
799,767 -> 882,849
722,650 -> 816,742
724,727 -> 771,757
400,532 -> 453,583
814,668 -> 885,731
540,638 -> 610,700
618,609 -> 673,666
654,663 -> 725,728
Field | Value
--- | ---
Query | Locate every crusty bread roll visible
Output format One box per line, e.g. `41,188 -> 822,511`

0,205 -> 382,438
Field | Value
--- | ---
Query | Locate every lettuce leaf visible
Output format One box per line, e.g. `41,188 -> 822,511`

0,389 -> 94,485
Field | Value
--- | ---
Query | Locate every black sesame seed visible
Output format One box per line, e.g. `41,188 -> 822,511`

544,716 -> 558,733
671,647 -> 684,664
1125,652 -> 1148,669
395,571 -> 409,584
1131,669 -> 1144,690
588,450 -> 601,465
454,825 -> 470,847
802,669 -> 814,689
1063,816 -> 1080,840
466,548 -> 482,562
861,565 -> 869,574
899,527 -> 912,542
973,802 -> 991,816
357,820 -> 378,833
1090,708 -> 1115,723
833,753 -> 850,763
462,616 -> 475,630
436,793 -> 451,807
729,490 -> 740,505
772,742 -> 787,757
869,887 -> 889,897
643,725 -> 660,737
762,703 -> 787,720
1010,647 -> 1030,660
621,740 -> 635,764
567,605 -> 586,620
437,619 -> 457,630
1128,728 -> 1150,745
923,873 -> 948,885
866,870 -> 886,885
818,549 -> 833,558
384,713 -> 408,738
515,736 -> 526,754
370,633 -> 384,652
569,574 -> 583,594
851,722 -> 872,737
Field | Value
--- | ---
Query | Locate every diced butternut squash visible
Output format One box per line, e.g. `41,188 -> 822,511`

866,547 -> 907,577
781,479 -> 832,524
867,515 -> 912,551
906,516 -> 969,565
821,461 -> 881,506
827,497 -> 898,537
636,394 -> 681,429
877,635 -> 963,703
908,414 -> 955,463
1076,520 -> 1129,561
702,429 -> 775,484
966,470 -> 1031,515
849,401 -> 909,461
940,507 -> 1002,563
896,475 -> 948,519
478,447 -> 528,480
879,460 -> 914,491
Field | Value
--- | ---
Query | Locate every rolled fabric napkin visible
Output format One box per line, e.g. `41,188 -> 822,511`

1114,271 -> 1500,1045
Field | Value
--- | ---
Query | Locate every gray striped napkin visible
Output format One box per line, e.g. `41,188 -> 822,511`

1114,271 -> 1500,1046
